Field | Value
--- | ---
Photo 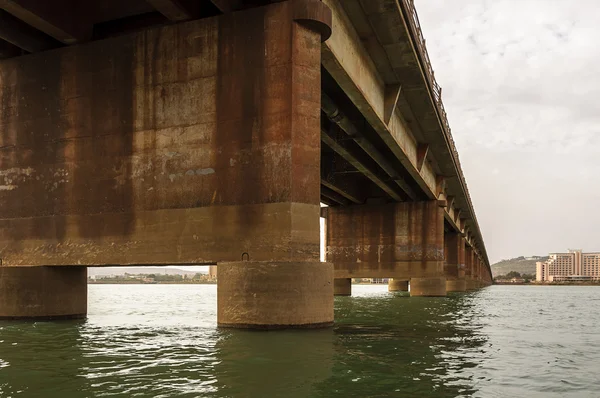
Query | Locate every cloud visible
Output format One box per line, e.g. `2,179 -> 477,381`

416,0 -> 600,261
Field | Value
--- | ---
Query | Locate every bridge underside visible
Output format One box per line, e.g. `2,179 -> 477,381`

0,0 -> 491,326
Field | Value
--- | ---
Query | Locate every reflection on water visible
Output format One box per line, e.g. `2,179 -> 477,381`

1,285 -> 600,397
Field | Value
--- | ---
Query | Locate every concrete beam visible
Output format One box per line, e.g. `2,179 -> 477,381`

1,0 -> 92,44
146,0 -> 195,21
321,179 -> 362,204
446,195 -> 455,210
0,38 -> 21,58
321,126 -> 403,202
321,93 -> 416,200
321,0 -> 438,199
327,202 -> 445,281
321,185 -> 352,205
0,9 -> 59,52
210,0 -> 243,12
383,83 -> 401,125
416,143 -> 428,172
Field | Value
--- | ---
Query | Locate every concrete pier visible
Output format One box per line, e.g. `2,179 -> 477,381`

334,278 -> 352,296
388,279 -> 409,292
0,267 -> 87,319
446,279 -> 467,292
410,277 -> 447,297
327,202 -> 445,285
0,1 -> 335,328
444,233 -> 466,292
218,262 -> 333,329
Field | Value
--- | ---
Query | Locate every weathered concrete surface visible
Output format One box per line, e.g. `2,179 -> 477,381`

446,279 -> 466,292
410,277 -> 446,297
334,278 -> 351,296
444,232 -> 466,292
0,1 -> 329,266
388,279 -> 408,292
217,261 -> 334,328
320,0 -> 492,279
465,278 -> 479,291
0,266 -> 87,319
327,201 -> 444,279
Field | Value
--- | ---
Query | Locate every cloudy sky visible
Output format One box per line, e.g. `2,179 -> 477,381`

415,0 -> 600,263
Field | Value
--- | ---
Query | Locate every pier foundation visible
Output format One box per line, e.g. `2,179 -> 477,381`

0,267 -> 87,319
410,277 -> 446,297
218,262 -> 333,329
334,278 -> 352,296
388,279 -> 409,292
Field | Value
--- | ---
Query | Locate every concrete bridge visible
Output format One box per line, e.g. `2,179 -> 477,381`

0,0 -> 492,328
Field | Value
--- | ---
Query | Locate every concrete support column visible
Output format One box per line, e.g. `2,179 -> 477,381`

444,232 -> 466,292
464,246 -> 476,290
327,201 -> 446,297
218,262 -> 333,328
410,277 -> 446,297
334,278 -> 351,296
0,0 -> 334,328
0,267 -> 87,319
388,279 -> 409,292
215,1 -> 334,329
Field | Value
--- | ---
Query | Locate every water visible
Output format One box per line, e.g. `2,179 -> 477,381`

1,285 -> 600,397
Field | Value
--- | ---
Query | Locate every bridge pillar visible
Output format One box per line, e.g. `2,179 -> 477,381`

212,2 -> 333,329
334,278 -> 352,296
464,246 -> 477,290
0,1 -> 333,328
0,267 -> 87,319
444,233 -> 466,292
388,279 -> 408,292
327,201 -> 446,297
410,277 -> 446,297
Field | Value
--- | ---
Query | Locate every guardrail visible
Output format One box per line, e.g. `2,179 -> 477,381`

398,0 -> 490,267
398,0 -> 476,225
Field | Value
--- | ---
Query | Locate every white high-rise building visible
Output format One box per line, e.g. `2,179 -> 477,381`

536,250 -> 600,282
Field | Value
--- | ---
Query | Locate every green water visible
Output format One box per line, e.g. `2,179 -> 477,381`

1,284 -> 600,397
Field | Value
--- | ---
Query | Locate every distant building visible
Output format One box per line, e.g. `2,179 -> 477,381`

209,265 -> 217,279
536,249 -> 600,282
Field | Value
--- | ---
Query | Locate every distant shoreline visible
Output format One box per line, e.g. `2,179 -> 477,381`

88,281 -> 217,285
495,282 -> 600,286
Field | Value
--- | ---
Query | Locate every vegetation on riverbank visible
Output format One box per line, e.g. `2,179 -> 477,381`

88,273 -> 216,284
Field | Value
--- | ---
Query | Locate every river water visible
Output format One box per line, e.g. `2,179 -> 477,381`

1,284 -> 600,397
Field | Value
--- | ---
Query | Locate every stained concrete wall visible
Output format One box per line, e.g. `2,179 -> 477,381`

0,2 -> 323,266
444,232 -> 465,280
327,201 -> 444,279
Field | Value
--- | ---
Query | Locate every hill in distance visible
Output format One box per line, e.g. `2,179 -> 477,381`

491,256 -> 549,277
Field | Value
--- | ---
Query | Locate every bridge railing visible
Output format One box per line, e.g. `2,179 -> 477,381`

399,0 -> 490,266
399,0 -> 476,224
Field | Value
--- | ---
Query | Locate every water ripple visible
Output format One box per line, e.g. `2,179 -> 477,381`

1,284 -> 600,397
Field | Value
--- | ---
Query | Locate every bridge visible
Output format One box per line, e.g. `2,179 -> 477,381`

0,0 -> 492,327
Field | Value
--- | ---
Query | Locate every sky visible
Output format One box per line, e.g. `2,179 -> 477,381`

414,0 -> 600,263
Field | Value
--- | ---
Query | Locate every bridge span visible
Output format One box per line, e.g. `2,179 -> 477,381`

0,0 -> 492,327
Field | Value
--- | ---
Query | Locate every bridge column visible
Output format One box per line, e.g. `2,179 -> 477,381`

215,2 -> 334,329
388,279 -> 409,292
464,246 -> 476,290
0,1 -> 334,328
334,278 -> 351,296
0,267 -> 87,319
473,254 -> 481,289
444,233 -> 466,292
327,201 -> 446,297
